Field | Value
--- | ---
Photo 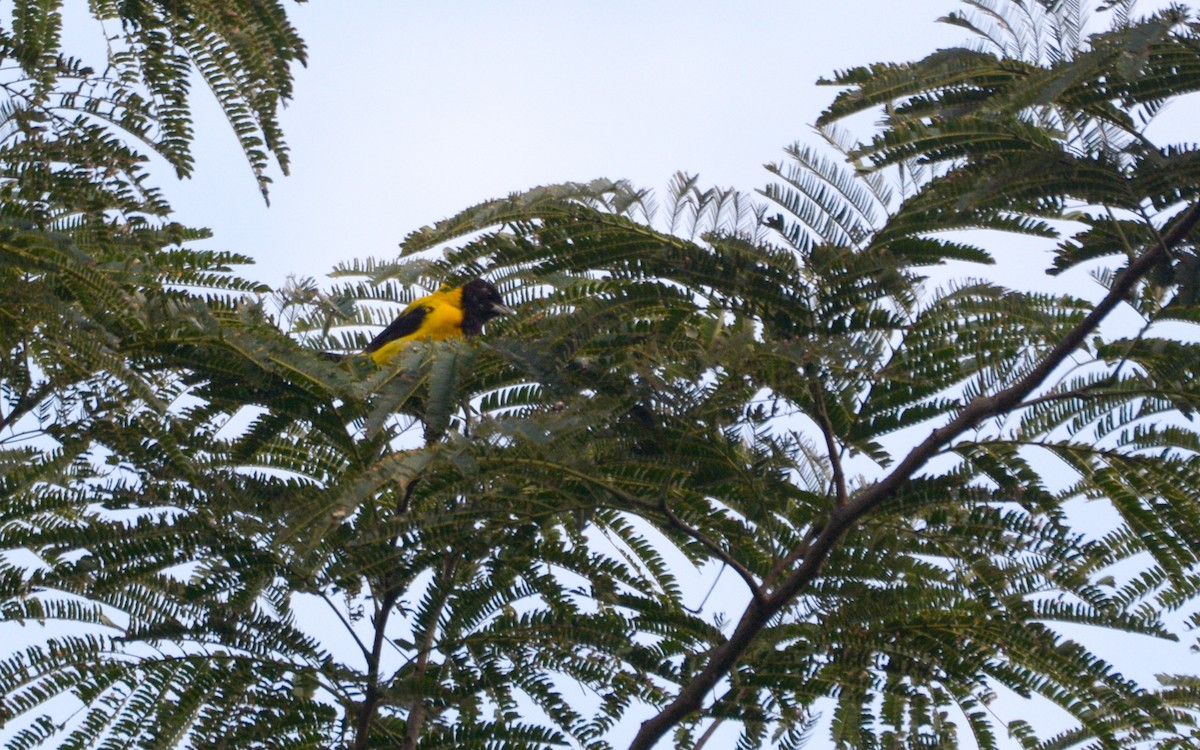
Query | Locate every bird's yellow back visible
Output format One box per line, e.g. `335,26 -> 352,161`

368,287 -> 465,366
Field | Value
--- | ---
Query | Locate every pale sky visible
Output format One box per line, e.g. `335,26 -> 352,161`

49,2 -> 1200,748
160,1 -> 971,288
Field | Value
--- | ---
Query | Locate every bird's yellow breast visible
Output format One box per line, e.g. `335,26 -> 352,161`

368,290 -> 465,366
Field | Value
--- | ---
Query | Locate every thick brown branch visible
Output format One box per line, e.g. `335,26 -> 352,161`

627,201 -> 1200,750
628,504 -> 853,750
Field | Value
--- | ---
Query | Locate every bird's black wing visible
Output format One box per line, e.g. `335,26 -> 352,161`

364,303 -> 431,354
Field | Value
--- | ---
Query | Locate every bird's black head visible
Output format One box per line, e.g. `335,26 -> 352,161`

460,278 -> 515,335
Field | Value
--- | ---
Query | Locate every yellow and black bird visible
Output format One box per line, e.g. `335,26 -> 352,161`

362,278 -> 515,365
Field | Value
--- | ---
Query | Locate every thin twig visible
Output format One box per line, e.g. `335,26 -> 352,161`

351,588 -> 401,750
808,378 -> 849,506
686,562 -> 727,614
317,589 -> 372,665
502,457 -> 768,601
401,553 -> 458,750
659,502 -> 766,604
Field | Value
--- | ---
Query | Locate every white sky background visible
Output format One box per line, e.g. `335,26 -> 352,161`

54,1 -> 1200,748
163,0 -> 974,288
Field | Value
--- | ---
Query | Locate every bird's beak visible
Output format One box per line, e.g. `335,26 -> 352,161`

492,302 -> 516,316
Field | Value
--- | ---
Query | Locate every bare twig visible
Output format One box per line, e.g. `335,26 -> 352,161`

401,553 -> 457,750
351,588 -> 401,750
809,378 -> 849,506
659,502 -> 767,604
317,590 -> 371,665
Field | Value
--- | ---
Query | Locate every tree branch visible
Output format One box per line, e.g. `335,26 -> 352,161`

659,502 -> 767,605
809,378 -> 849,506
402,553 -> 458,750
318,589 -> 372,665
626,201 -> 1200,750
0,380 -> 51,435
352,588 -> 401,750
506,457 -> 768,602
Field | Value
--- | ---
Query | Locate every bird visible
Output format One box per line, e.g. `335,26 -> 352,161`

362,278 -> 515,365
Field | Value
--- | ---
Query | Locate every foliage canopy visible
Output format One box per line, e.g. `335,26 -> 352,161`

3,1 -> 1200,749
